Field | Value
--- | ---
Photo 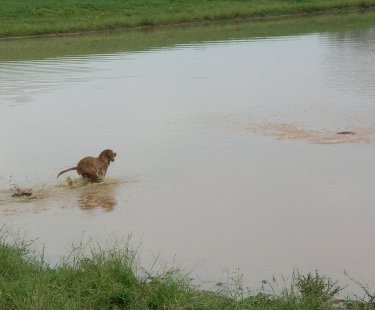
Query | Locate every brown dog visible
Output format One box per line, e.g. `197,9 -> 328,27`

57,149 -> 117,182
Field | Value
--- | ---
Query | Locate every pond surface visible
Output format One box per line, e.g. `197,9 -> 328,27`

1,13 -> 375,293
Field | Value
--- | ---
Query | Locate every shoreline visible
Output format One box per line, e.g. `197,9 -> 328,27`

0,234 -> 369,309
0,8 -> 368,41
1,1 -> 375,40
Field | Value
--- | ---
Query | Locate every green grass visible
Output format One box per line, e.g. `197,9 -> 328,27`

0,231 -> 370,309
1,0 -> 375,38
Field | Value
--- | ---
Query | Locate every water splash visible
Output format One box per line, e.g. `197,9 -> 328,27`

0,177 -> 127,205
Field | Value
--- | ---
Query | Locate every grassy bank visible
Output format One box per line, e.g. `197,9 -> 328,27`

0,235 -> 370,309
2,10 -> 375,62
1,0 -> 375,38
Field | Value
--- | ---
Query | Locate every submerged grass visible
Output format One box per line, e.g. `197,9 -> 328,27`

1,0 -> 375,38
0,229 -> 371,309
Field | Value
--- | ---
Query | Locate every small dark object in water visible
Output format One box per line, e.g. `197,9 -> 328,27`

337,131 -> 356,135
12,191 -> 32,197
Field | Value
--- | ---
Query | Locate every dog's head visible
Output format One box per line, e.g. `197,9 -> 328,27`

99,149 -> 117,164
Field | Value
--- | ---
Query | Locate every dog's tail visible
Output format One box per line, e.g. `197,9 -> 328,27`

57,167 -> 77,178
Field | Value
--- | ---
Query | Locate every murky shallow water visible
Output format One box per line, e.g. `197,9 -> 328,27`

1,15 -> 375,293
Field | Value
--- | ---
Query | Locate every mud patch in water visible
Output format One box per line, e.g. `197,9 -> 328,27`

245,123 -> 365,144
0,177 -> 131,215
195,113 -> 375,145
11,186 -> 33,198
2,178 -> 91,204
0,184 -> 48,205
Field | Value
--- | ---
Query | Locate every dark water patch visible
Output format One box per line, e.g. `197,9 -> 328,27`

337,131 -> 356,135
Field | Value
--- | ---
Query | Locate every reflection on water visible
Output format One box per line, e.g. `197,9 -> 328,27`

0,59 -> 96,105
323,28 -> 375,102
1,15 -> 375,293
78,182 -> 117,212
2,11 -> 375,62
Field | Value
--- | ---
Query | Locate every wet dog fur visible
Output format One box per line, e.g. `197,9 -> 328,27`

57,149 -> 117,182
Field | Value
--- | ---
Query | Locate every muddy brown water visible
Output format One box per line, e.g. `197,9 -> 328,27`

1,16 -> 375,294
